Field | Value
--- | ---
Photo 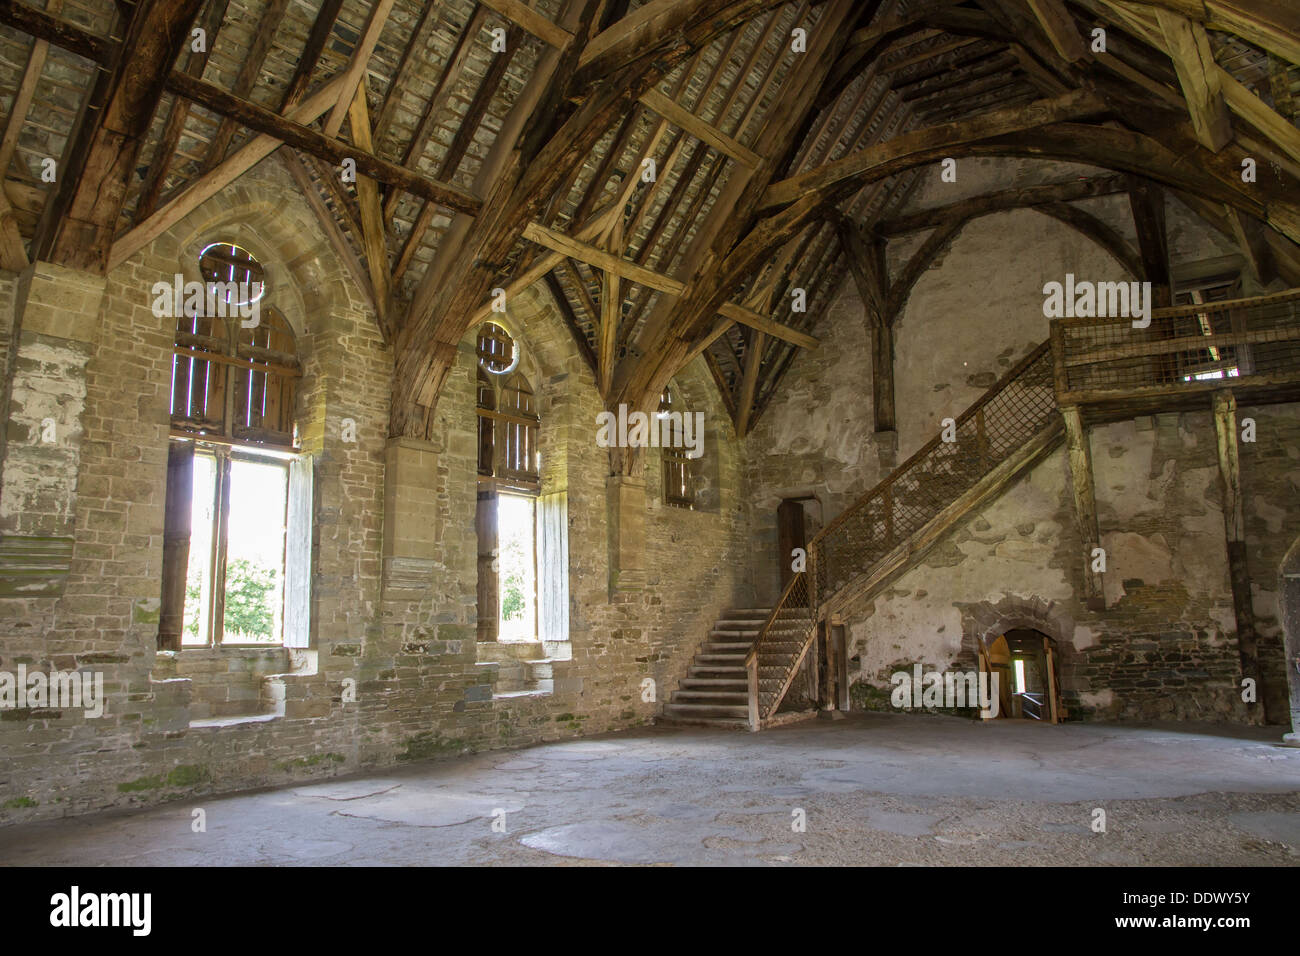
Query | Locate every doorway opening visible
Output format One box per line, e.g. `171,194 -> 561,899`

776,495 -> 823,594
978,628 -> 1062,722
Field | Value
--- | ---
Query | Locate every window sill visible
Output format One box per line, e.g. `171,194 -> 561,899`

189,712 -> 281,729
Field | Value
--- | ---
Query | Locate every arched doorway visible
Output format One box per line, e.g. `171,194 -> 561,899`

977,629 -> 1062,722
1280,537 -> 1300,744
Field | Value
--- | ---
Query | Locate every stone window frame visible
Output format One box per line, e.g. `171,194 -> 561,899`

159,226 -> 315,655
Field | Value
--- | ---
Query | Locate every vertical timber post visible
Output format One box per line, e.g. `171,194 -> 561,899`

1061,404 -> 1105,610
1212,390 -> 1269,723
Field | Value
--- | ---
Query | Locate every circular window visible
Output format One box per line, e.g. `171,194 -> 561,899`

199,242 -> 266,307
657,386 -> 673,419
476,322 -> 518,375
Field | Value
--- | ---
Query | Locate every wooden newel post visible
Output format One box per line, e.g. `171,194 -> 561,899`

833,619 -> 850,711
746,653 -> 759,732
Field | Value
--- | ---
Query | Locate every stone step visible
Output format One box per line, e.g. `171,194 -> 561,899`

701,641 -> 752,653
674,690 -> 748,704
695,655 -> 747,666
689,664 -> 745,676
663,702 -> 749,719
680,677 -> 747,689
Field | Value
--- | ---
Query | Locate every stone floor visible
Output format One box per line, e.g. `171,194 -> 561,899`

2,713 -> 1298,866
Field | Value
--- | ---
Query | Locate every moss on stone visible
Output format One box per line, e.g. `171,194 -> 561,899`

277,753 -> 346,770
398,732 -> 463,761
3,796 -> 37,808
165,765 -> 209,787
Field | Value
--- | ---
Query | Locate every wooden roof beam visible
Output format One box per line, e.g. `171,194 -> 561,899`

521,219 -> 820,349
163,71 -> 483,215
761,89 -> 1109,211
1025,0 -> 1088,62
322,0 -> 397,139
1156,9 -> 1233,151
30,0 -> 205,272
479,0 -> 575,50
637,87 -> 761,167
876,173 -> 1129,235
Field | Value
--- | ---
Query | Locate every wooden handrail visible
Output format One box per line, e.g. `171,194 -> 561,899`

744,571 -> 805,669
1055,286 -> 1300,327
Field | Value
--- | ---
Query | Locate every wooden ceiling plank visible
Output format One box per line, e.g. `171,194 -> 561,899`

632,138 -> 705,265
372,0 -> 439,145
385,5 -> 489,222
0,0 -> 62,181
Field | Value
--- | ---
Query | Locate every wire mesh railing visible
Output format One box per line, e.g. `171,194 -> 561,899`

744,570 -> 816,723
809,341 -> 1058,606
1052,288 -> 1300,398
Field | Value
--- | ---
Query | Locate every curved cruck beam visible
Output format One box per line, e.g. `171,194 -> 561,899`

626,107 -> 1300,415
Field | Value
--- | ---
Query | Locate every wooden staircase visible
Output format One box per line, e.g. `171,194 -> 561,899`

746,341 -> 1062,729
660,608 -> 771,727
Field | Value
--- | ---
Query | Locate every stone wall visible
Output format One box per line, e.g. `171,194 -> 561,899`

744,158 -> 1296,725
0,158 -> 753,823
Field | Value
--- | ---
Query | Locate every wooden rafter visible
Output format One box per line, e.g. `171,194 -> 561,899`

31,0 -> 205,273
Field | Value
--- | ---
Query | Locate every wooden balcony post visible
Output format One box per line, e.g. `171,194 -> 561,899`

1212,389 -> 1270,723
1061,404 -> 1105,610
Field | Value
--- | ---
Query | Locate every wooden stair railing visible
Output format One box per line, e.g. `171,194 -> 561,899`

742,290 -> 1300,729
745,341 -> 1060,729
744,570 -> 817,730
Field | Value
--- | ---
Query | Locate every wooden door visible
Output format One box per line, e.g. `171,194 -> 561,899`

777,499 -> 806,590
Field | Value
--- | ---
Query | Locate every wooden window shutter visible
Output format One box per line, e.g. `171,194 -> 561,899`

536,492 -> 569,643
283,455 -> 314,649
158,442 -> 194,651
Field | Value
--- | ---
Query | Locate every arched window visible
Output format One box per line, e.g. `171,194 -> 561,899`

161,245 -> 308,654
475,327 -> 539,493
474,329 -> 543,649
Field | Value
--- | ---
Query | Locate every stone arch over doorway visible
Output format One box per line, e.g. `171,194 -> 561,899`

953,596 -> 1074,722
954,594 -> 1076,667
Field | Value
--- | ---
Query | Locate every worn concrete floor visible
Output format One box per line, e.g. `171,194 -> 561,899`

2,713 -> 1298,866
